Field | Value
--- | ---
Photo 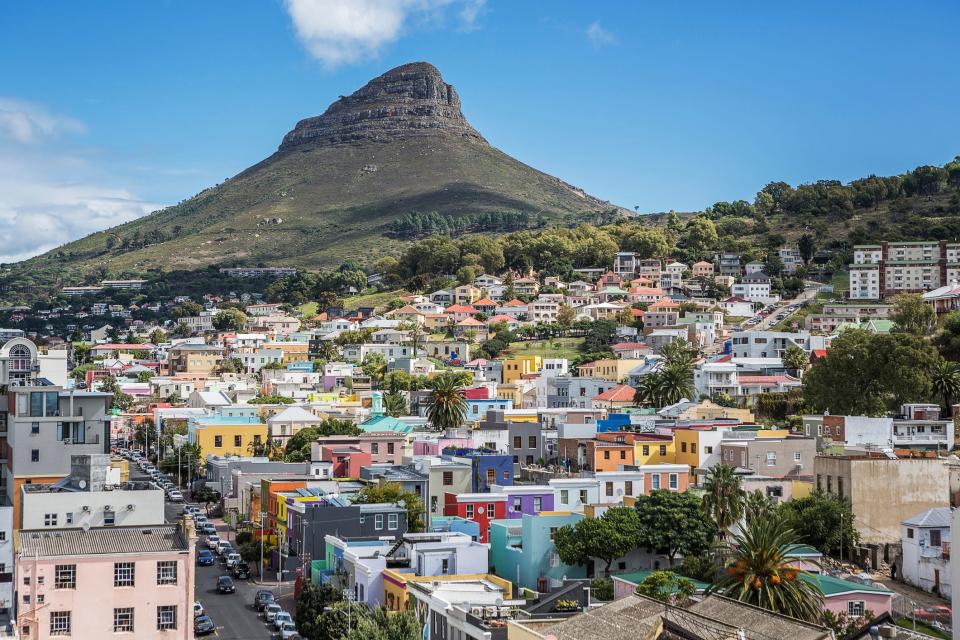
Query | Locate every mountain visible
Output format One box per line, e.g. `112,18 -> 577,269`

6,62 -> 621,298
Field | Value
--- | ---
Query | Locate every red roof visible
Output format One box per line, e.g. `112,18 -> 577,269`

812,349 -> 827,358
611,342 -> 648,350
714,354 -> 733,363
486,314 -> 516,324
631,308 -> 645,318
456,317 -> 485,326
473,298 -> 497,306
630,286 -> 664,295
594,384 -> 636,402
503,299 -> 527,307
445,304 -> 478,313
464,387 -> 490,400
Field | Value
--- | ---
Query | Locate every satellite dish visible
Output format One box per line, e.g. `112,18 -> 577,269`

477,507 -> 485,515
81,522 -> 90,531
495,598 -> 503,607
78,480 -> 87,489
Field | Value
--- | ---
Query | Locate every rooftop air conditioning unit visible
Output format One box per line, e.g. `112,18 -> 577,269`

103,505 -> 113,512
470,607 -> 483,617
126,504 -> 135,511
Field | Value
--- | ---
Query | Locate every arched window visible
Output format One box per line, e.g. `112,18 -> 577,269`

9,344 -> 31,372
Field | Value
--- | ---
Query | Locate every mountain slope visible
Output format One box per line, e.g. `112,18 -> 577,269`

5,62 -> 618,296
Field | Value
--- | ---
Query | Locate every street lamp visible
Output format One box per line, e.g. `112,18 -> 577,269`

259,511 -> 267,579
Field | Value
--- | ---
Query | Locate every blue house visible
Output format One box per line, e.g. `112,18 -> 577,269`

443,448 -> 514,491
429,515 -> 482,542
596,413 -> 631,433
489,512 -> 586,591
465,398 -> 513,420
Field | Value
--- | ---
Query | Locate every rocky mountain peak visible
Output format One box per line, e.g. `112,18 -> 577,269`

279,61 -> 485,149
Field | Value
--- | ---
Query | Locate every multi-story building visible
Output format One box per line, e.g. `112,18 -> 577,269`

899,507 -> 951,598
803,404 -> 954,451
717,433 -> 816,479
613,252 -> 637,277
779,246 -> 803,274
166,343 -> 224,378
16,524 -> 195,640
850,240 -> 960,300
731,272 -> 773,302
717,252 -> 741,277
187,414 -> 267,458
729,329 -> 826,359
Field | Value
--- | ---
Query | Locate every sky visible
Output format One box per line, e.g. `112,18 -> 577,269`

1,0 -> 959,263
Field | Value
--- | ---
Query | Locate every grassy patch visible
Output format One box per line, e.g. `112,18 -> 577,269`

895,618 -> 950,640
299,302 -> 318,317
830,270 -> 850,294
342,289 -> 408,311
505,337 -> 585,360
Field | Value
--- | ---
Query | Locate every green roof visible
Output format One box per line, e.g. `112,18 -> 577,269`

802,573 -> 892,597
792,545 -> 822,557
861,319 -> 894,333
360,415 -> 415,433
612,571 -> 710,591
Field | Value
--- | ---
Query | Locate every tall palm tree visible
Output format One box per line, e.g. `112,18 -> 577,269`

710,516 -> 824,622
633,374 -> 661,407
930,358 -> 960,417
426,372 -> 467,431
382,390 -> 408,417
702,464 -> 746,541
660,339 -> 696,368
655,362 -> 694,406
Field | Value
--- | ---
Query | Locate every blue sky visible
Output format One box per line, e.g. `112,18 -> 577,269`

1,1 -> 958,261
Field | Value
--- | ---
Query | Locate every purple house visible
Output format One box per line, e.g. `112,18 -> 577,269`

489,485 -> 555,518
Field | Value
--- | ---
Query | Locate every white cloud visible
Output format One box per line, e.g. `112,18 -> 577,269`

0,98 -> 160,264
284,0 -> 483,67
586,22 -> 617,49
0,98 -> 86,144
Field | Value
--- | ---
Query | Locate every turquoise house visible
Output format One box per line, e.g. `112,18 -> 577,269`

489,512 -> 586,591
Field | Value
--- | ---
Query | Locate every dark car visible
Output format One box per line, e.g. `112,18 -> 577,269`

216,575 -> 235,594
194,615 -> 215,636
255,589 -> 276,610
197,549 -> 214,566
232,562 -> 251,580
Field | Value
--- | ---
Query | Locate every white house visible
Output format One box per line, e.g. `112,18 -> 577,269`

902,507 -> 951,598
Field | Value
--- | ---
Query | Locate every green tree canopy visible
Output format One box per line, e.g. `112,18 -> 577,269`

889,293 -> 936,336
777,490 -> 859,557
633,490 -> 716,565
354,482 -> 425,533
554,506 -> 643,575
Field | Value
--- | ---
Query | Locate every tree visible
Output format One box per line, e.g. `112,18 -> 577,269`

557,303 -> 576,328
889,293 -> 936,336
193,486 -> 221,512
212,307 -> 247,331
798,234 -> 816,264
930,358 -> 960,416
633,491 -> 716,566
351,607 -> 422,640
398,321 -> 425,357
426,372 -> 467,431
782,344 -> 808,376
247,436 -> 282,460
382,391 -> 408,417
709,516 -> 824,622
149,328 -> 167,345
680,217 -> 719,260
554,507 -> 642,576
296,582 -> 345,640
701,465 -> 745,542
777,491 -> 860,557
634,571 -> 696,605
99,375 -> 134,411
803,329 -> 939,415
354,482 -> 425,533
362,352 -> 388,386
589,578 -> 613,601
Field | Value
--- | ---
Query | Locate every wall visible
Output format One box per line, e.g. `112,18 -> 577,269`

21,488 -> 165,529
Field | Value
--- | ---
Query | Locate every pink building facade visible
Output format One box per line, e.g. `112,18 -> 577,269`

314,433 -> 406,465
16,525 -> 195,640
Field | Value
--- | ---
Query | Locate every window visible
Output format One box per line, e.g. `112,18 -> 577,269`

620,450 -> 626,460
465,504 -> 474,518
681,442 -> 687,453
704,446 -> 713,454
22,576 -> 29,586
605,482 -> 614,497
431,496 -> 438,513
23,594 -> 30,605
794,452 -> 802,462
234,435 -> 242,447
652,474 -> 661,490
534,497 -> 542,511
625,481 -> 633,496
371,442 -> 379,454
157,606 -> 177,631
513,436 -> 522,449
44,513 -> 57,527
669,474 -> 678,489
512,497 -> 522,512
104,509 -> 116,526
579,489 -> 587,504
50,611 -> 71,636
37,594 -> 44,604
560,490 -> 569,504
512,455 -> 519,463
54,565 -> 76,589
31,422 -> 39,434
157,561 -> 177,585
31,449 -> 39,462
603,450 -> 610,460
642,445 -> 650,456
529,436 -> 536,449
486,469 -> 495,484
907,528 -> 915,539
114,562 -> 135,587
659,445 -> 667,456
214,435 -> 223,448
487,503 -> 496,515
375,514 -> 384,530
114,607 -> 134,632
388,513 -> 399,530
931,529 -> 942,547
0,531 -> 5,541
503,470 -> 510,481
441,559 -> 449,574
766,452 -> 777,466
847,601 -> 865,617
65,513 -> 73,525
387,443 -> 395,454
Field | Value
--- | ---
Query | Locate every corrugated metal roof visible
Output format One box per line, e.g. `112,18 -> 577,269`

18,525 -> 188,558
902,506 -> 952,528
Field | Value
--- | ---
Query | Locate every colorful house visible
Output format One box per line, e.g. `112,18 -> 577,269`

489,484 -> 555,518
597,431 -> 676,465
557,438 -> 635,472
489,512 -> 586,591
443,492 -> 508,543
443,448 -> 514,490
319,445 -> 372,478
502,355 -> 542,384
593,384 -> 638,410
188,415 -> 268,457
805,574 -> 895,617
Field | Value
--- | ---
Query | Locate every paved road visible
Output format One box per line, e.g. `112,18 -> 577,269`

754,281 -> 821,330
195,553 -> 277,639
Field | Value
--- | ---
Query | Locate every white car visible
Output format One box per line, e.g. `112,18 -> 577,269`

215,540 -> 232,555
206,535 -> 220,550
273,612 -> 293,631
225,553 -> 241,569
193,601 -> 204,617
264,604 -> 283,622
280,622 -> 299,639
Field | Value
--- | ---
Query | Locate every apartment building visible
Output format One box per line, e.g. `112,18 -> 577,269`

166,343 -> 224,377
729,329 -> 826,359
16,525 -> 195,640
850,240 -> 960,300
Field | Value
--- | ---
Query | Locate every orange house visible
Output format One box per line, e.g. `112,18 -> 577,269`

557,438 -> 634,472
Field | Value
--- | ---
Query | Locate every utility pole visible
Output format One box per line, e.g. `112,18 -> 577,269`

840,511 -> 844,566
260,511 -> 266,580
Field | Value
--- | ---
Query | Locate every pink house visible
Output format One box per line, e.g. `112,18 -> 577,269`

809,574 -> 895,617
313,433 -> 406,465
319,445 -> 372,478
16,524 -> 195,640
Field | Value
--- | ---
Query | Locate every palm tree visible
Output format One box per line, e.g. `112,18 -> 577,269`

633,374 -> 661,407
710,516 -> 824,622
930,358 -> 960,417
655,363 -> 694,406
660,339 -> 696,368
744,489 -> 775,524
383,390 -> 408,417
702,464 -> 745,541
426,372 -> 467,431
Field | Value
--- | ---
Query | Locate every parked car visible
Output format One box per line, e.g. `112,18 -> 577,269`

255,590 -> 276,611
232,562 -> 250,580
168,491 -> 184,503
194,615 -> 215,636
225,553 -> 242,569
215,540 -> 232,555
206,535 -> 220,550
280,622 -> 300,640
911,606 -> 951,624
264,604 -> 283,622
218,545 -> 234,561
216,575 -> 235,594
193,601 -> 204,617
197,549 -> 214,566
273,611 -> 293,631
200,523 -> 217,536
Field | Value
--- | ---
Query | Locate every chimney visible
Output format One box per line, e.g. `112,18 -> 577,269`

69,454 -> 111,491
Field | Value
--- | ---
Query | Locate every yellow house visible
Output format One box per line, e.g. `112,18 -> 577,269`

576,358 -> 645,382
495,384 -> 524,407
383,571 -> 512,611
632,436 -> 676,465
675,400 -> 755,422
190,417 -> 268,457
502,355 -> 542,384
423,314 -> 452,332
264,341 -> 310,364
